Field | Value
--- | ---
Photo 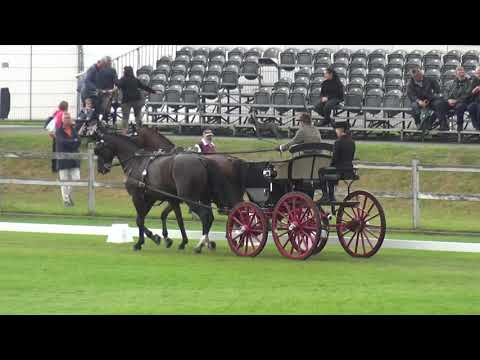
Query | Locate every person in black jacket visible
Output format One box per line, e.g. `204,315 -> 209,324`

467,67 -> 480,131
117,66 -> 158,128
319,120 -> 355,202
315,67 -> 344,127
407,67 -> 449,131
55,112 -> 81,207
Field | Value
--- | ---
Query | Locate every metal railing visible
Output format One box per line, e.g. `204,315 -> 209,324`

2,145 -> 480,229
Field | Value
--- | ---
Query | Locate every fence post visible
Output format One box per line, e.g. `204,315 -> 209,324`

87,143 -> 96,215
412,159 -> 420,229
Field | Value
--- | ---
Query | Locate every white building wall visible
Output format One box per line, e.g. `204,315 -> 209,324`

0,45 -> 139,120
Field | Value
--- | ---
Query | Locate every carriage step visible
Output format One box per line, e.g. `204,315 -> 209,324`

316,201 -> 360,207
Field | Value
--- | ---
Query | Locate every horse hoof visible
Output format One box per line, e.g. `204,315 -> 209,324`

152,234 -> 161,246
208,241 -> 216,250
193,247 -> 202,254
133,244 -> 142,251
178,245 -> 185,251
165,237 -> 173,248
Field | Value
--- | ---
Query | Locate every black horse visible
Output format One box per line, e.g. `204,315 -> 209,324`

93,130 -> 239,253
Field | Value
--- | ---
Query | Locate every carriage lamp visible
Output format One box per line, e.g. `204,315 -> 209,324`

262,165 -> 277,180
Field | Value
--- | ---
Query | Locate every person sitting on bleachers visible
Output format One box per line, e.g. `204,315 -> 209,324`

445,66 -> 471,132
467,67 -> 480,131
314,67 -> 344,127
407,67 -> 448,131
319,119 -> 355,202
277,112 -> 321,152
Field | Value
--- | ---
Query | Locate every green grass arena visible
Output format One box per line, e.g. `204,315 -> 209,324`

1,129 -> 480,314
1,231 -> 480,314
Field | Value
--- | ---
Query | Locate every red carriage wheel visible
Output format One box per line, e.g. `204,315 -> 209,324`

226,202 -> 268,257
336,190 -> 386,258
272,192 -> 321,260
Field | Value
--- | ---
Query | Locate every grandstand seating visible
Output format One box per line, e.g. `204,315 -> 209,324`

136,46 -> 480,140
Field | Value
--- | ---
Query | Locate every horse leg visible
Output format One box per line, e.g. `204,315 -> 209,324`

132,196 -> 152,251
192,205 -> 211,254
138,199 -> 162,246
171,201 -> 189,251
160,202 -> 174,248
205,209 -> 216,251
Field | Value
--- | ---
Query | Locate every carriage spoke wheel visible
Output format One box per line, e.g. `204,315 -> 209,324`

272,192 -> 321,260
226,202 -> 268,257
336,190 -> 386,258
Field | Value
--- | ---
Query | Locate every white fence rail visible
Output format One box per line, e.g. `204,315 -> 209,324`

2,144 -> 480,229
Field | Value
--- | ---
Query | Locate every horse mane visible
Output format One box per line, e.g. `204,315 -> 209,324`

105,133 -> 142,150
139,128 -> 175,151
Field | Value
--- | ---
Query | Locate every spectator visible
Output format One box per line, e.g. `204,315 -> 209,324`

407,67 -> 448,131
45,101 -> 68,173
314,67 -> 344,127
194,129 -> 217,153
467,67 -> 480,131
81,59 -> 103,109
445,66 -> 471,132
53,100 -> 69,129
96,56 -> 119,121
55,112 -> 81,208
76,97 -> 97,135
277,112 -> 321,152
117,66 -> 157,128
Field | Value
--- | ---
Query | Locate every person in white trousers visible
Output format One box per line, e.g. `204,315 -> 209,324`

55,112 -> 81,207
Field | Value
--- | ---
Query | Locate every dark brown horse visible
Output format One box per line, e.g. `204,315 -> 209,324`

127,125 -> 249,208
93,129 -> 240,253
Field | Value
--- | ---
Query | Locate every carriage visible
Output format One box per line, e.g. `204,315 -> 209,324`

225,143 -> 387,260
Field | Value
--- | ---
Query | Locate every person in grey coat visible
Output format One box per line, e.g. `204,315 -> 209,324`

277,112 -> 322,152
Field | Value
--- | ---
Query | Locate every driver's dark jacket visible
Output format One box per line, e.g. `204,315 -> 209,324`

331,134 -> 355,174
55,126 -> 81,170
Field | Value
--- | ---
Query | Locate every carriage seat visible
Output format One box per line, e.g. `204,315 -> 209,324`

289,143 -> 333,155
318,167 -> 360,181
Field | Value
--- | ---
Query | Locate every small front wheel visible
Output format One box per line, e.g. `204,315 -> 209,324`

226,202 -> 268,257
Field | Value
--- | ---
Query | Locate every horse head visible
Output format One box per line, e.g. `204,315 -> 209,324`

93,124 -> 119,175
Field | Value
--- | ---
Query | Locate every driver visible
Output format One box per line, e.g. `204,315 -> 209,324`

319,119 -> 355,202
276,112 -> 321,152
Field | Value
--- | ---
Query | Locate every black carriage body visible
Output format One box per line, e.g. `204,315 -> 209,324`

244,143 -> 335,207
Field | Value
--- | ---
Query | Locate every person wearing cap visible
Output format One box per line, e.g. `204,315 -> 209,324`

319,119 -> 355,202
277,112 -> 321,152
194,129 -> 217,153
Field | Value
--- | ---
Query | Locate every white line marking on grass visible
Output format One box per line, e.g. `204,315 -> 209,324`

1,222 -> 480,253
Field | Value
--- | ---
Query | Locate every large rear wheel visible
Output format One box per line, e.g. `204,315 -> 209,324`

336,190 -> 386,257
